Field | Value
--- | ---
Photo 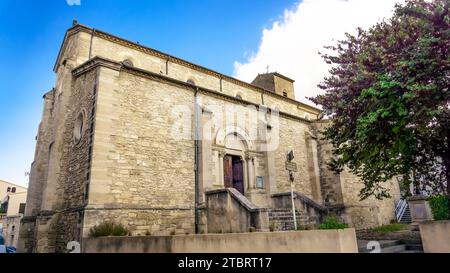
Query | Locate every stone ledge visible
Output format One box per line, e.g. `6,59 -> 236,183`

83,228 -> 358,253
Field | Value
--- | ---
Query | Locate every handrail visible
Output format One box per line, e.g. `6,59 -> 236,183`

395,199 -> 408,221
271,192 -> 328,212
206,188 -> 267,212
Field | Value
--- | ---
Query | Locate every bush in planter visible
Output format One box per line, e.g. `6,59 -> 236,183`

317,216 -> 348,230
372,223 -> 407,233
428,195 -> 449,220
89,222 -> 129,237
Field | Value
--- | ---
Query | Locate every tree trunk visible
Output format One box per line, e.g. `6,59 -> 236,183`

443,152 -> 450,220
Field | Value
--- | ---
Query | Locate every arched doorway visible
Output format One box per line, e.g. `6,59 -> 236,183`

224,155 -> 244,195
215,125 -> 259,196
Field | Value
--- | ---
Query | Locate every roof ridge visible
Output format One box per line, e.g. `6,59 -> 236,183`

55,23 -> 320,113
0,180 -> 27,189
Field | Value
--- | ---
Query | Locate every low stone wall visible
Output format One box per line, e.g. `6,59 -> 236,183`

82,228 -> 358,253
205,189 -> 269,233
419,220 -> 450,253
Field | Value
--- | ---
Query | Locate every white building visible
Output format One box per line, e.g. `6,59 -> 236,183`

0,180 -> 27,248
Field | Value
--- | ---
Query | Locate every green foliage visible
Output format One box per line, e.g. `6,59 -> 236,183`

317,216 -> 349,230
296,224 -> 307,231
310,0 -> 450,201
89,222 -> 129,238
428,195 -> 449,220
0,207 -> 6,214
372,223 -> 408,233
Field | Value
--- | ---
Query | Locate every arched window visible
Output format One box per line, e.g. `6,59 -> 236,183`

283,91 -> 288,97
7,187 -> 11,192
187,79 -> 196,85
122,59 -> 134,67
11,187 -> 16,193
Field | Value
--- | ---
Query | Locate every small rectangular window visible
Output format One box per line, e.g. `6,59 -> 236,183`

256,176 -> 265,189
283,92 -> 288,97
11,187 -> 16,193
19,203 -> 26,214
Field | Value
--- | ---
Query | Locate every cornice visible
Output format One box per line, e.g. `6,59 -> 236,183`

57,24 -> 321,115
72,56 -> 121,77
72,57 -> 314,124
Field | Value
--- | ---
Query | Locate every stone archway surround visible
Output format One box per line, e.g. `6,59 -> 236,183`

213,125 -> 261,194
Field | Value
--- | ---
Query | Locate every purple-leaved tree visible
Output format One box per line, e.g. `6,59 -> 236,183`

311,0 -> 450,218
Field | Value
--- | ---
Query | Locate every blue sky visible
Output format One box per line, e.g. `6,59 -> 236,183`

0,0 -> 298,186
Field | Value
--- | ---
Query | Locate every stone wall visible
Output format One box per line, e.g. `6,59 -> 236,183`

49,67 -> 99,252
420,220 -> 450,253
274,117 -> 315,198
83,67 -> 196,237
205,188 -> 269,233
1,215 -> 22,247
311,121 -> 344,206
19,30 -> 94,252
340,170 -> 399,229
82,229 -> 358,253
312,121 -> 400,229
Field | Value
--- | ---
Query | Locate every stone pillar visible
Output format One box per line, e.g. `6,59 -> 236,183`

310,137 -> 323,203
408,195 -> 433,223
246,153 -> 255,189
218,150 -> 226,187
199,106 -> 213,199
242,157 -> 248,192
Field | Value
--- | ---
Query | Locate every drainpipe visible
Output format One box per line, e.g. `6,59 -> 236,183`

194,87 -> 200,234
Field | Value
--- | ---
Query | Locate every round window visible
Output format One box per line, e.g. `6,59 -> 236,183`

123,59 -> 134,67
73,112 -> 84,144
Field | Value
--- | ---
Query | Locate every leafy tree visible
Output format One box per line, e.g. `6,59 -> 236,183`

310,0 -> 450,218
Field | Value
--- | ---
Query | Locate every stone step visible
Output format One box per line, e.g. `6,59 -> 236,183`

269,214 -> 305,218
269,217 -> 308,221
358,240 -> 401,253
269,213 -> 305,218
269,214 -> 308,219
382,245 -> 407,253
270,218 -> 309,223
405,244 -> 423,251
268,210 -> 301,214
358,240 -> 423,253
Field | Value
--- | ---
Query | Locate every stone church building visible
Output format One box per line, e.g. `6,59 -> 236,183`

19,22 -> 400,252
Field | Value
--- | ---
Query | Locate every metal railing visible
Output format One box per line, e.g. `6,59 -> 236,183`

395,199 -> 408,222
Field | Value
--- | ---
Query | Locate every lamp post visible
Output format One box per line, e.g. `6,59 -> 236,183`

286,150 -> 298,231
289,171 -> 297,231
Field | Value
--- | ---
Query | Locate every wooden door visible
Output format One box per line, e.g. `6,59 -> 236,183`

232,157 -> 244,195
224,155 -> 233,188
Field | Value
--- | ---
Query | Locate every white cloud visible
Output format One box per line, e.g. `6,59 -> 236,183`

66,0 -> 81,6
233,0 -> 403,106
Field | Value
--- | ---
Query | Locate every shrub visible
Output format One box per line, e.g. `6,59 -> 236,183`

296,225 -> 306,231
428,195 -> 449,220
89,222 -> 129,238
317,216 -> 348,230
372,223 -> 407,233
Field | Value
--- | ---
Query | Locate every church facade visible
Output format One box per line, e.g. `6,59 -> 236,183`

19,23 -> 400,253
